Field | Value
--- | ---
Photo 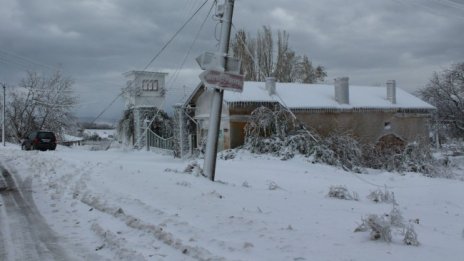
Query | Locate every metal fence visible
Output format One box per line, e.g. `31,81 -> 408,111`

146,129 -> 174,151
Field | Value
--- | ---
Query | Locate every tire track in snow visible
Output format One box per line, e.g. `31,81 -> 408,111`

79,192 -> 228,261
0,164 -> 76,261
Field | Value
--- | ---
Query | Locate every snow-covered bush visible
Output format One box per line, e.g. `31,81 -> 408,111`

280,132 -> 317,159
243,106 -> 444,175
244,107 -> 368,171
183,162 -> 203,176
268,181 -> 281,190
219,149 -> 236,160
327,185 -> 359,201
355,205 -> 420,246
244,106 -> 308,158
399,142 -> 436,174
363,141 -> 442,176
367,186 -> 396,204
403,224 -> 420,246
355,214 -> 392,242
388,206 -> 404,228
314,133 -> 363,171
244,106 -> 282,139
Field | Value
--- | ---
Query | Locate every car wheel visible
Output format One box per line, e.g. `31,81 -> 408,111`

21,144 -> 26,150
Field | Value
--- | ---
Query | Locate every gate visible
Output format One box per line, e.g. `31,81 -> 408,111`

146,129 -> 174,151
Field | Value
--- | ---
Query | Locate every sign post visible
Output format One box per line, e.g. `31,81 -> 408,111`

199,0 -> 242,181
199,70 -> 244,93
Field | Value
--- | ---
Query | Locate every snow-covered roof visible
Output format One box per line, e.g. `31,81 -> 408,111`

224,82 -> 435,110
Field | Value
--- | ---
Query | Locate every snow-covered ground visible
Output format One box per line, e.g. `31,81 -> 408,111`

0,143 -> 463,260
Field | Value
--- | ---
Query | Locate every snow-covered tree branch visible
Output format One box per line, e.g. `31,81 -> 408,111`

5,71 -> 77,141
419,62 -> 464,137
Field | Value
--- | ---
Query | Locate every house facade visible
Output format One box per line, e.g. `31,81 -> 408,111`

181,77 -> 435,155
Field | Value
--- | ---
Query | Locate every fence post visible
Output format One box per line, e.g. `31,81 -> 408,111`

144,118 -> 150,151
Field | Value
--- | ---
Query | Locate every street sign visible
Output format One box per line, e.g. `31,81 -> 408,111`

196,52 -> 241,74
196,52 -> 220,71
199,69 -> 244,93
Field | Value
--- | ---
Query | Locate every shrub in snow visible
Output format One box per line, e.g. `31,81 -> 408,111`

388,206 -> 404,228
280,132 -> 317,159
268,181 -> 281,190
398,142 -> 436,174
242,181 -> 251,188
367,186 -> 397,204
355,214 -> 392,242
183,162 -> 203,176
356,205 -> 420,246
244,109 -> 366,171
327,185 -> 359,201
243,106 -> 319,159
219,149 -> 236,160
403,224 -> 420,246
363,141 -> 441,175
315,133 -> 363,171
243,107 -> 440,175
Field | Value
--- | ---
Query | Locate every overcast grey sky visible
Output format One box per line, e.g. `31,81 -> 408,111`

1,0 -> 463,120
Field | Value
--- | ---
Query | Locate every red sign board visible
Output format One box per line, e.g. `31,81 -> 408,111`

199,70 -> 244,93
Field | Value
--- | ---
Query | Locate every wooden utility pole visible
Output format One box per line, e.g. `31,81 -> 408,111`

203,0 -> 236,181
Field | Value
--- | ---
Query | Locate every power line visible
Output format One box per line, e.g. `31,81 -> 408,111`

143,0 -> 210,70
0,49 -> 57,71
390,0 -> 464,19
90,92 -> 124,124
134,1 -> 216,148
90,0 -> 211,125
166,0 -> 216,93
433,0 -> 464,12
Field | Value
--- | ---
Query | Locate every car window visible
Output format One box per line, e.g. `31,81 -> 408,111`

28,132 -> 36,140
38,132 -> 55,139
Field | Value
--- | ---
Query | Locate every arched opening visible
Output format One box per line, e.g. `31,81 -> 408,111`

376,133 -> 406,153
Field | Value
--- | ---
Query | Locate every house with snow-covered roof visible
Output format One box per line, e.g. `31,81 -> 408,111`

181,77 -> 435,154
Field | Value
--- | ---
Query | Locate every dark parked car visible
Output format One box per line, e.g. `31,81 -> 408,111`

21,131 -> 57,151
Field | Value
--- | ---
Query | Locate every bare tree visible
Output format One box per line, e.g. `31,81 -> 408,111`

256,26 -> 274,81
274,30 -> 295,83
419,63 -> 464,137
6,71 -> 77,141
231,26 -> 327,84
293,55 -> 327,83
231,29 -> 257,81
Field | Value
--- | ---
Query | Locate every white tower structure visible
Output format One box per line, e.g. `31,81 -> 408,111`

121,71 -> 168,146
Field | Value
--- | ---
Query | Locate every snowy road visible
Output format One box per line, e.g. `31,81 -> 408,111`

0,164 -> 76,261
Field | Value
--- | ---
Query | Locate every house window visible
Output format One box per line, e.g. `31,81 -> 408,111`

142,80 -> 159,91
